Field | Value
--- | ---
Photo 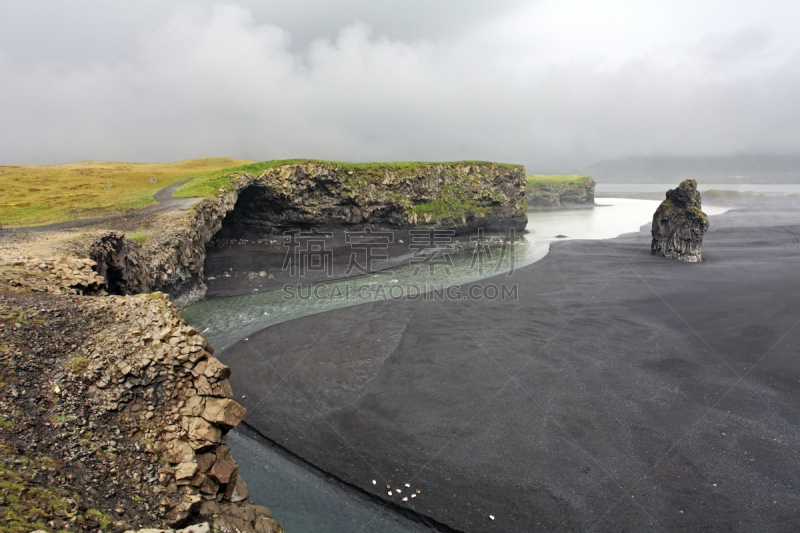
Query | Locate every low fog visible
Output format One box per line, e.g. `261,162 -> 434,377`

1,0 -> 799,174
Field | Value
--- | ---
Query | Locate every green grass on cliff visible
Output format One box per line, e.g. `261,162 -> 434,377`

408,183 -> 492,222
175,159 -> 524,198
173,159 -> 306,198
526,174 -> 592,187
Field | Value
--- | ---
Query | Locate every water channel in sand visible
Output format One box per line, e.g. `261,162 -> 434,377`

183,198 -> 728,532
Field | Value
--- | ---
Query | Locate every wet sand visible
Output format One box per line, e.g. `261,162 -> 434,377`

219,197 -> 800,532
204,226 -> 511,299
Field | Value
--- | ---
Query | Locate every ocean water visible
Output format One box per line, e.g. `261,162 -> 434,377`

596,183 -> 800,194
183,198 -> 728,532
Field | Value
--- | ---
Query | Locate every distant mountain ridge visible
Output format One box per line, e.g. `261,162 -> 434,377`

586,154 -> 800,183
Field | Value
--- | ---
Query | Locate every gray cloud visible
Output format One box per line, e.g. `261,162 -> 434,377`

0,0 -> 798,173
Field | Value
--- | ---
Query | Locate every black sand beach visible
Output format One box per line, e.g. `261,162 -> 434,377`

219,197 -> 800,532
203,227 -> 511,299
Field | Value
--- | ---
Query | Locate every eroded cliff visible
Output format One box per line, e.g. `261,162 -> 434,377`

77,160 -> 527,308
215,160 -> 527,239
526,176 -> 595,208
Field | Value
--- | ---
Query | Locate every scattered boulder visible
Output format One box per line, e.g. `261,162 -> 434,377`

651,179 -> 709,262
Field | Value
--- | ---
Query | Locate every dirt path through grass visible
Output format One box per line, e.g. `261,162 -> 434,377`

1,178 -> 199,234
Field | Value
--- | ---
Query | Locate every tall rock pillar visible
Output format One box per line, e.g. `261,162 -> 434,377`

651,179 -> 710,262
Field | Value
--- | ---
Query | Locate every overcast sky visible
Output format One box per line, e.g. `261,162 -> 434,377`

1,0 -> 799,172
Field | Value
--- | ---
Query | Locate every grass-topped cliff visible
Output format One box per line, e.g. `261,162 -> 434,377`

194,159 -> 528,234
0,158 -> 253,228
0,158 -> 526,231
526,174 -> 595,208
176,159 -> 522,196
526,174 -> 592,186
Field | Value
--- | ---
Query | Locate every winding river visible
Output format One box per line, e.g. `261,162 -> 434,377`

183,198 -> 727,532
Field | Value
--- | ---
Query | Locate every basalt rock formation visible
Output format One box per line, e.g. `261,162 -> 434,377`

54,161 -> 527,308
0,290 -> 282,532
527,178 -> 595,208
215,161 -> 528,239
651,179 -> 709,262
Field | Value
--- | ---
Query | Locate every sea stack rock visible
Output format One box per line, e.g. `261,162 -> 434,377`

651,179 -> 709,262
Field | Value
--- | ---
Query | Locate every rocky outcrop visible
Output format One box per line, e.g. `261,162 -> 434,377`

527,178 -> 595,208
3,255 -> 106,294
216,161 -> 528,238
69,161 -> 526,308
72,175 -> 254,308
0,289 -> 282,532
651,179 -> 709,262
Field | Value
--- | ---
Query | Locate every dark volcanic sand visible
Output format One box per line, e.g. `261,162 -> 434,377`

204,226 -> 510,299
219,198 -> 800,532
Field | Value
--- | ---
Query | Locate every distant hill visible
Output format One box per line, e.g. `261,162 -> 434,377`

586,154 -> 800,183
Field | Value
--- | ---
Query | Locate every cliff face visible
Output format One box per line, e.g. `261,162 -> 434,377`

77,161 -> 526,308
82,175 -> 255,309
216,161 -> 527,238
527,178 -> 595,208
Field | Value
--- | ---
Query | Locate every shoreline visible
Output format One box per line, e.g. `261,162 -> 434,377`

229,422 -> 458,532
216,195 -> 800,531
0,160 -> 532,532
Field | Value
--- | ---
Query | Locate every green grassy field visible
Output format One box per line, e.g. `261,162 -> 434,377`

175,159 -> 524,198
0,158 -> 254,227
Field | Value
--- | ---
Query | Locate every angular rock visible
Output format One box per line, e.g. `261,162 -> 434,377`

179,395 -> 204,416
190,471 -> 207,487
174,461 -> 198,480
225,501 -> 256,524
212,379 -> 234,399
199,474 -> 220,495
164,439 -> 195,464
651,179 -> 709,262
198,500 -> 221,518
212,515 -> 251,533
209,455 -> 239,485
254,516 -> 280,533
194,375 -> 213,396
195,452 -> 216,473
229,475 -> 249,503
165,494 -> 203,527
201,398 -> 247,429
182,416 -> 222,450
204,357 -> 231,381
